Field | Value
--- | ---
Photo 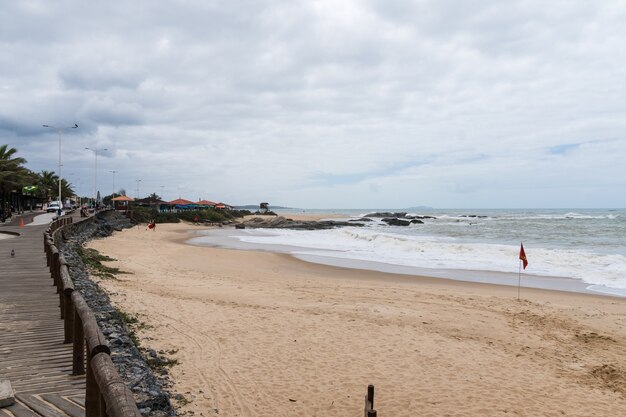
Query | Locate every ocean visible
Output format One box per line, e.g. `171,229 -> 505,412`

189,208 -> 626,297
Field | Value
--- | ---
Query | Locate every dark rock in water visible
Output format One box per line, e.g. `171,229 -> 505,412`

410,219 -> 424,224
349,217 -> 373,222
242,216 -> 363,230
365,212 -> 407,218
365,212 -> 436,220
235,223 -> 245,229
381,218 -> 411,226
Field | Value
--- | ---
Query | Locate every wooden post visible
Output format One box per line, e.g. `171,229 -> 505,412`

61,265 -> 75,343
51,249 -> 60,291
92,353 -> 142,417
364,385 -> 375,417
58,256 -> 66,319
45,238 -> 53,267
73,308 -> 85,375
64,289 -> 74,343
85,350 -> 100,417
367,410 -> 377,417
73,294 -> 110,357
99,394 -> 107,417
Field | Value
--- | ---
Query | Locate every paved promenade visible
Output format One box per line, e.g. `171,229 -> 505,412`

0,213 -> 85,417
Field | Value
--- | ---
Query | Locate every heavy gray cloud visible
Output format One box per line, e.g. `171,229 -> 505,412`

1,0 -> 625,208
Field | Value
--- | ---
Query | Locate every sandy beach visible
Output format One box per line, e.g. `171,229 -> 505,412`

88,218 -> 626,416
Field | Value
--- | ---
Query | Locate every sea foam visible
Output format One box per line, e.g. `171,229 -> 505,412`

233,227 -> 626,290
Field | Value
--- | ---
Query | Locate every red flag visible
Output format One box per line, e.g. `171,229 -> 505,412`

519,243 -> 528,270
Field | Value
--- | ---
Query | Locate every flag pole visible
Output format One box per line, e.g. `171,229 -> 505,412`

518,260 -> 521,300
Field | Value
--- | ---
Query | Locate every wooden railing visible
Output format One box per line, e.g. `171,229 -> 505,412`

364,384 -> 378,416
44,215 -> 142,417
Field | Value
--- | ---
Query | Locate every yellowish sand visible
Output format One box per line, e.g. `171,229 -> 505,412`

88,222 -> 626,417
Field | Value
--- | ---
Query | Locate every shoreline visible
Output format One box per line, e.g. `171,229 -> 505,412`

88,222 -> 626,416
188,222 -> 626,299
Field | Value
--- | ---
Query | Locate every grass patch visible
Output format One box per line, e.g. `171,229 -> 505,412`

116,308 -> 139,325
78,246 -> 130,279
115,308 -> 142,347
114,309 -> 179,374
146,356 -> 179,370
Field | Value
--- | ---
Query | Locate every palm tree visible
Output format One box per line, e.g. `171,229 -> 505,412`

60,178 -> 74,199
0,144 -> 29,219
37,170 -> 59,201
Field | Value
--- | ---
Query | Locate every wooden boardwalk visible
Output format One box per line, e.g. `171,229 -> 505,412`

0,213 -> 85,417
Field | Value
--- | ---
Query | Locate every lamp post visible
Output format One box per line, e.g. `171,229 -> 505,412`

42,123 -> 78,208
135,179 -> 142,199
109,170 -> 119,199
85,147 -> 108,208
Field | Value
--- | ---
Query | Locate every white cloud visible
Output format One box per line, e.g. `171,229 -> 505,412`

1,0 -> 625,207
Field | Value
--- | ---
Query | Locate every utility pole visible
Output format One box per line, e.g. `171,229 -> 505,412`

42,123 -> 78,209
85,147 -> 108,208
109,170 -> 119,198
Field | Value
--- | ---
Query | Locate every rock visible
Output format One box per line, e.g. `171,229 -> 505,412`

410,219 -> 424,224
234,223 -> 245,229
365,212 -> 407,218
241,216 -> 364,230
381,218 -> 411,226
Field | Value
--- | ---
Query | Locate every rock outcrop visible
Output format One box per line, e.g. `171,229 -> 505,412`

238,216 -> 364,230
381,218 -> 411,226
365,212 -> 436,220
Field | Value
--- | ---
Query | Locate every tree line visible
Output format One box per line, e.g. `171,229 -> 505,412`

1,144 -> 75,221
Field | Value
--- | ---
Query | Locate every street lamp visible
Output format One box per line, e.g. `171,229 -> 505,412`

85,147 -> 108,208
135,179 -> 142,199
42,123 -> 78,209
109,170 -> 119,198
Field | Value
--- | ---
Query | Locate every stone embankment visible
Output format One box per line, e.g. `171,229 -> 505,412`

57,211 -> 176,417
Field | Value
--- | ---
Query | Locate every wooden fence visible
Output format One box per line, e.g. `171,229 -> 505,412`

44,216 -> 142,417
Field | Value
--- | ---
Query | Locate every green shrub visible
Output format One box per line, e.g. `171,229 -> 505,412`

129,206 -> 250,224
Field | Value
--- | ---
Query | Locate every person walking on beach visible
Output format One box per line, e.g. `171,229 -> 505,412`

148,219 -> 156,231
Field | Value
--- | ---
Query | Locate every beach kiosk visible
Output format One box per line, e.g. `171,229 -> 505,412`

111,195 -> 134,212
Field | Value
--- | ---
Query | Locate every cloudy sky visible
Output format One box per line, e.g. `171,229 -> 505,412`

2,1 -> 625,208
